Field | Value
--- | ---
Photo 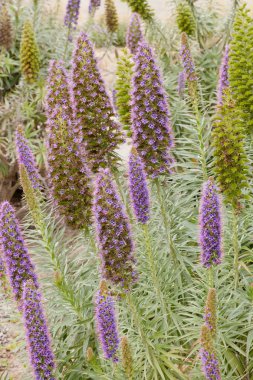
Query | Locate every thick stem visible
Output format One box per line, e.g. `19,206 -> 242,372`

232,208 -> 240,289
142,223 -> 169,326
208,266 -> 214,288
194,103 -> 208,181
63,27 -> 71,60
155,180 -> 177,263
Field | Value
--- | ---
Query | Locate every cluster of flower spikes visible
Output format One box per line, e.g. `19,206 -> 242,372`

115,49 -> 134,137
93,168 -> 137,290
180,32 -> 198,102
124,0 -> 154,21
176,1 -> 196,37
20,20 -> 40,84
121,336 -> 133,380
0,201 -> 38,303
128,148 -> 150,224
89,0 -> 101,14
15,127 -> 41,190
23,280 -> 55,380
217,45 -> 229,106
45,59 -> 93,229
199,178 -> 222,268
105,0 -> 118,33
95,280 -> 120,362
70,32 -> 124,171
212,88 -> 249,208
0,3 -> 12,51
200,324 -> 221,380
204,288 -> 217,338
228,4 -> 253,131
131,41 -> 174,178
126,13 -> 143,55
64,0 -> 80,31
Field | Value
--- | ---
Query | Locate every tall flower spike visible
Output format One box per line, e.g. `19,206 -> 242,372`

199,179 -> 222,268
23,280 -> 55,380
71,32 -> 124,171
217,45 -> 229,106
126,13 -> 143,55
176,2 -> 195,37
45,60 -> 93,229
64,0 -> 80,31
20,20 -> 39,83
121,336 -> 133,380
200,325 -> 221,380
229,4 -> 253,131
89,0 -> 101,14
115,49 -> 134,137
15,127 -> 41,190
131,41 -> 174,178
178,70 -> 186,98
105,0 -> 118,33
204,288 -> 217,338
0,3 -> 12,51
180,32 -> 198,102
0,202 -> 38,303
212,89 -> 249,208
95,280 -> 119,362
93,168 -> 137,289
128,148 -> 150,224
124,0 -> 154,21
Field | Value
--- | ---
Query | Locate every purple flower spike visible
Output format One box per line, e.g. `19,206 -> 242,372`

128,148 -> 150,224
89,0 -> 101,14
180,32 -> 198,100
23,280 -> 55,380
200,325 -> 221,380
95,281 -> 119,362
178,70 -> 186,97
64,0 -> 80,30
93,168 -> 137,289
199,179 -> 222,268
217,45 -> 229,106
45,60 -> 92,229
0,201 -> 38,303
70,32 -> 124,171
15,128 -> 41,190
131,41 -> 174,178
126,13 -> 143,54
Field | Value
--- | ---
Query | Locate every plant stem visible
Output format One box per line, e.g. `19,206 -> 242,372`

142,223 -> 169,326
208,266 -> 214,288
155,180 -> 177,263
194,102 -> 208,181
232,207 -> 240,289
112,168 -> 132,220
63,27 -> 71,60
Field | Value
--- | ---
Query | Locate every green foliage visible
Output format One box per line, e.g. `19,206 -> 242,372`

123,0 -> 154,21
212,89 -> 249,208
229,3 -> 253,131
20,20 -> 40,83
115,49 -> 134,137
176,2 -> 195,37
105,0 -> 118,33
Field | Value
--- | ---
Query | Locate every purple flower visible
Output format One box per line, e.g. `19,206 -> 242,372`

45,60 -> 92,229
0,201 -> 38,303
64,0 -> 80,30
217,45 -> 229,106
15,128 -> 41,190
199,179 -> 222,268
23,280 -> 55,380
126,13 -> 143,54
178,70 -> 186,97
128,148 -> 150,224
200,325 -> 221,380
131,41 -> 174,178
70,32 -> 124,171
180,32 -> 198,100
93,168 -> 137,289
89,0 -> 101,14
95,281 -> 119,362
